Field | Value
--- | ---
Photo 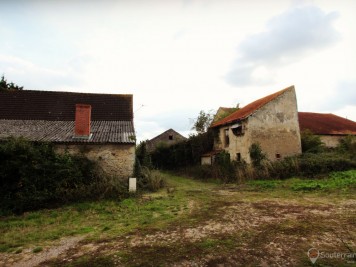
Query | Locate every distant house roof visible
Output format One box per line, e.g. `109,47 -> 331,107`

148,128 -> 186,143
0,90 -> 135,144
211,86 -> 294,128
146,128 -> 187,152
298,112 -> 356,135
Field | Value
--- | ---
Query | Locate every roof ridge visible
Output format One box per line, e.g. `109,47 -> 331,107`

3,89 -> 132,97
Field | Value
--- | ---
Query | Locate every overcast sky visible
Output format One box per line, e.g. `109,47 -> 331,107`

1,0 -> 355,142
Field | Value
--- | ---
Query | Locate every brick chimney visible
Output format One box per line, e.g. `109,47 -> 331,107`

75,104 -> 91,137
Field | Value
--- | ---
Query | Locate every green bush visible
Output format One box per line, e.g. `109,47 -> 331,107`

301,130 -> 324,153
150,131 -> 214,170
249,143 -> 266,168
137,167 -> 166,192
181,150 -> 356,182
298,152 -> 356,177
0,138 -> 128,213
178,152 -> 237,183
338,135 -> 356,159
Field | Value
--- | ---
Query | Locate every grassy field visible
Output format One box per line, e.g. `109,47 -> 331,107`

0,170 -> 355,266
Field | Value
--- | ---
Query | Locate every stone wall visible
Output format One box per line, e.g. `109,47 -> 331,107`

214,87 -> 302,163
55,143 -> 135,179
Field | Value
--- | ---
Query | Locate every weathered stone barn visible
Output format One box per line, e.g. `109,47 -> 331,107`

208,86 -> 302,163
298,112 -> 356,147
146,128 -> 186,153
0,90 -> 135,179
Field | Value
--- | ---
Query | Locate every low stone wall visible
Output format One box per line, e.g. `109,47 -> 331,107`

55,144 -> 135,179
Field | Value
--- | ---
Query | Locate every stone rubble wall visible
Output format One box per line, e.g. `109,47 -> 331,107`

55,144 -> 135,179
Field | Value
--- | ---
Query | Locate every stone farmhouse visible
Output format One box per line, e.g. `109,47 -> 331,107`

146,128 -> 187,153
298,112 -> 356,147
0,90 -> 135,179
207,86 -> 302,164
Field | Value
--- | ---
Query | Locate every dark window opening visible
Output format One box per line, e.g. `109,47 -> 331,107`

236,153 -> 241,162
232,125 -> 244,136
224,129 -> 229,147
169,135 -> 173,140
276,153 -> 281,159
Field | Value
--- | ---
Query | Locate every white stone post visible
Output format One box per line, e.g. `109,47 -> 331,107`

129,178 -> 137,192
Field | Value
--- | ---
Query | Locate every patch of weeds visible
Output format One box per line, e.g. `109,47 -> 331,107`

118,236 -> 241,266
247,180 -> 283,190
32,246 -> 43,253
245,170 -> 356,193
61,255 -> 116,267
119,244 -> 202,266
0,242 -> 23,253
102,226 -> 110,232
15,248 -> 22,254
0,244 -> 10,253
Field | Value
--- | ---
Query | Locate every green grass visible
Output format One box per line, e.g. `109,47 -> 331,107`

247,170 -> 356,192
1,170 -> 355,266
0,172 -> 217,252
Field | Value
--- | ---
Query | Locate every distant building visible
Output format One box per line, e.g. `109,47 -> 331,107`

147,128 -> 187,152
208,86 -> 302,164
298,112 -> 356,147
0,90 -> 135,179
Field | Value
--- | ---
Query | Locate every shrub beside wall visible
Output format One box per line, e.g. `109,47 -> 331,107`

0,138 -> 128,213
180,139 -> 356,183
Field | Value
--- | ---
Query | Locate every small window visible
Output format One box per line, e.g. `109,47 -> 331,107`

236,153 -> 241,162
169,135 -> 173,140
224,129 -> 229,147
231,123 -> 244,136
276,153 -> 281,160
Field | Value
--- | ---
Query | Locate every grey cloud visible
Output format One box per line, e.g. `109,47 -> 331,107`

319,81 -> 356,111
226,5 -> 340,87
0,56 -> 80,90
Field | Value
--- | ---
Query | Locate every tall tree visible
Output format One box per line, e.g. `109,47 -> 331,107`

191,110 -> 214,134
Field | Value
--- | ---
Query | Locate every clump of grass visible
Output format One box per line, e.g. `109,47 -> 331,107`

138,167 -> 167,192
32,246 -> 43,253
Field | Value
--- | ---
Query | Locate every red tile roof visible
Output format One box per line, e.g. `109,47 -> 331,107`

211,86 -> 294,127
298,112 -> 356,135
